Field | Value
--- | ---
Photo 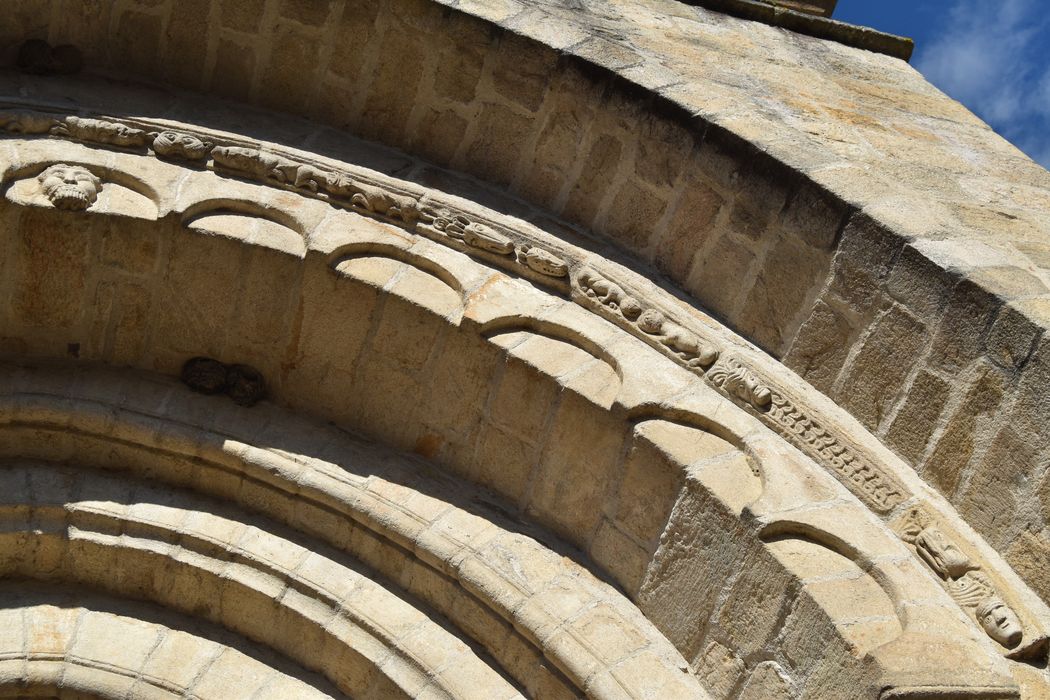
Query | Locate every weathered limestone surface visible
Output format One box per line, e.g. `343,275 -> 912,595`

2,0 -> 1050,697
0,126 -> 1043,696
5,0 -> 1050,603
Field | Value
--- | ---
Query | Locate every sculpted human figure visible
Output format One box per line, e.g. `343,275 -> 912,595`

976,597 -> 1023,648
638,309 -> 719,368
914,527 -> 973,579
36,164 -> 101,210
709,359 -> 771,408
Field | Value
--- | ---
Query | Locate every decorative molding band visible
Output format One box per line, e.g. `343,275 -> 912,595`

1,104 -> 1046,658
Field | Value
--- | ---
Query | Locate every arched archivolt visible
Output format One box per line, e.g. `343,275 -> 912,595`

0,585 -> 340,700
0,360 -> 1021,699
0,122 -> 1037,696
0,365 -> 708,699
0,462 -> 519,700
6,9 -> 1050,662
328,240 -> 467,319
486,326 -> 621,408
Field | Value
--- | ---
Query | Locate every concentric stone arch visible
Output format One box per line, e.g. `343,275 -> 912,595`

2,1 -> 1050,695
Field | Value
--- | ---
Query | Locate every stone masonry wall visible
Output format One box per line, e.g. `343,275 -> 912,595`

7,0 -> 1050,611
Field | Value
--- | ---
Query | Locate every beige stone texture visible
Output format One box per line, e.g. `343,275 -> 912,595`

1,0 -> 1049,696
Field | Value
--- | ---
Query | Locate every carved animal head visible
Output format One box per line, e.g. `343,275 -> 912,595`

152,130 -> 213,160
750,384 -> 772,408
322,172 -> 359,198
36,163 -> 101,210
638,309 -> 665,335
976,597 -> 1023,648
463,222 -> 513,254
525,248 -> 568,277
226,364 -> 267,407
619,297 -> 643,320
181,357 -> 228,394
211,146 -> 257,170
577,266 -> 599,289
393,196 -> 421,225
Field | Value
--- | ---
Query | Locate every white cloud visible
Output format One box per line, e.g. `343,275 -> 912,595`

916,0 -> 1050,168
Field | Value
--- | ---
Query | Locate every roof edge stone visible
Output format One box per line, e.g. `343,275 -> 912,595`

680,0 -> 915,60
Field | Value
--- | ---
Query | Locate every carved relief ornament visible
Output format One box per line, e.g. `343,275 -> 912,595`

36,163 -> 101,211
0,109 -> 976,520
151,130 -> 213,161
4,106 -> 1049,658
52,115 -> 149,147
897,508 -> 1031,653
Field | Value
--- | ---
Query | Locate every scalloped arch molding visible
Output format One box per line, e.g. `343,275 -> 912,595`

3,1 -> 1050,698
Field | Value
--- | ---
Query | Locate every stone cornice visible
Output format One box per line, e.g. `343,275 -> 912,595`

679,0 -> 913,60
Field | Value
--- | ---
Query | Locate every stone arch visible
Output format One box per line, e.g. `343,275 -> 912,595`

0,351 -> 1019,698
0,369 -> 705,699
0,4 -> 1048,693
0,125 -> 1036,692
0,586 -> 342,699
10,2 -> 1050,623
0,463 -> 521,699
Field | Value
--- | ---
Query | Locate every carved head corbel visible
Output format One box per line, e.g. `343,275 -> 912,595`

976,597 -> 1024,648
36,163 -> 102,211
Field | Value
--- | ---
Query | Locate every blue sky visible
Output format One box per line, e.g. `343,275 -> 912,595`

835,0 -> 1050,170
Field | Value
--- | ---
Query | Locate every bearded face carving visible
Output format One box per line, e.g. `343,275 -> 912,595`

37,164 -> 101,210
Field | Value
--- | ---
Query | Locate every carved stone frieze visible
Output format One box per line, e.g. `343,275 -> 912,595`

52,116 -> 149,148
708,357 -> 772,409
767,392 -> 906,512
897,507 -> 1030,652
36,163 -> 101,211
577,266 -> 643,319
285,167 -> 423,226
521,246 -> 569,277
4,105 -> 1050,666
0,109 -> 982,519
0,110 -> 58,134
